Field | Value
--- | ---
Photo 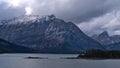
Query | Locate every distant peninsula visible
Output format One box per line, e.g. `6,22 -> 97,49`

76,49 -> 120,59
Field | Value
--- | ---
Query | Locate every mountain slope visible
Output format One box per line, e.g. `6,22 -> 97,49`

107,43 -> 120,50
0,15 -> 104,53
0,38 -> 35,53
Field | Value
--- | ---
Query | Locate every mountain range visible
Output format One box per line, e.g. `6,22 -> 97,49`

0,15 -> 104,53
92,31 -> 120,50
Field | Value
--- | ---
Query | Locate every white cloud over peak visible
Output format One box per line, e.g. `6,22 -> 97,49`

79,11 -> 120,36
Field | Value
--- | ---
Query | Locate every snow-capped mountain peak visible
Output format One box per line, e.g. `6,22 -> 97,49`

0,15 -> 57,25
0,15 -> 104,53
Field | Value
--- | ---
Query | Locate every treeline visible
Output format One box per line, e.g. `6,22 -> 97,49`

78,49 -> 120,59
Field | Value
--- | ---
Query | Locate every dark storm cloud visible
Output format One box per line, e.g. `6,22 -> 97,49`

30,0 -> 107,23
32,0 -> 119,23
0,0 -> 119,23
54,0 -> 111,23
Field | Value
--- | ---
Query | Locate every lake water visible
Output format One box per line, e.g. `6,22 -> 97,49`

0,54 -> 120,68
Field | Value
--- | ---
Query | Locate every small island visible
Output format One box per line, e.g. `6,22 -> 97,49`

25,56 -> 48,59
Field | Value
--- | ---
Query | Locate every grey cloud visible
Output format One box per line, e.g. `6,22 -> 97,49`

0,0 -> 119,23
32,0 -> 119,23
79,11 -> 120,36
0,2 -> 25,19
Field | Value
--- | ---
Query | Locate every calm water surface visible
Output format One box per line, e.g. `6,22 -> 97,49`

0,54 -> 120,68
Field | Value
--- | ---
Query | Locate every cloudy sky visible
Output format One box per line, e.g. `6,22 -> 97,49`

0,0 -> 120,36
